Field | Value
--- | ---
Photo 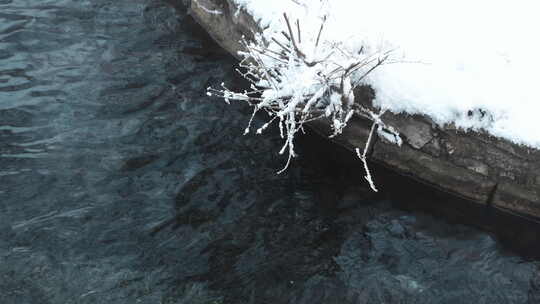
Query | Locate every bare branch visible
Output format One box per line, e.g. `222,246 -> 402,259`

296,19 -> 301,44
207,13 -> 399,191
283,13 -> 305,59
315,16 -> 326,48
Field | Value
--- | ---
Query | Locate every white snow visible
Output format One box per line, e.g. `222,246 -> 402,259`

233,0 -> 540,149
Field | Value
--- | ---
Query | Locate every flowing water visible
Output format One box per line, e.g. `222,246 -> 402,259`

1,0 -> 540,303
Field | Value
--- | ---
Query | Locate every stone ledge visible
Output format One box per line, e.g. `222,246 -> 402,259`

187,0 -> 540,219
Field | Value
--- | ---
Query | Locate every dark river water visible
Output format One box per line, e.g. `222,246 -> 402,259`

1,0 -> 540,303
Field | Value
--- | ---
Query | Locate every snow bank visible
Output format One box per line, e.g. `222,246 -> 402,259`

233,0 -> 540,149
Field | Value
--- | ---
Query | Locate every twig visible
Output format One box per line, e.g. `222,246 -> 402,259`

207,13 -> 399,191
356,122 -> 378,192
296,19 -> 301,44
283,13 -> 305,58
315,16 -> 326,48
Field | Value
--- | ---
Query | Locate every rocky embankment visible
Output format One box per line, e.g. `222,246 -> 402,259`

186,0 -> 540,219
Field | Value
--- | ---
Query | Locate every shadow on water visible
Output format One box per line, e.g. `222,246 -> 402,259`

0,0 -> 540,303
297,129 -> 540,259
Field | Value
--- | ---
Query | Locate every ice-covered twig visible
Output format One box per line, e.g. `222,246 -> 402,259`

356,122 -> 378,192
207,13 -> 401,190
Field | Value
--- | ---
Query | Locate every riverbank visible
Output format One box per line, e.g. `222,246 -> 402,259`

188,0 -> 540,219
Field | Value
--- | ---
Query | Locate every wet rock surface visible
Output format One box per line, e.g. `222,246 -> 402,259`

1,0 -> 540,303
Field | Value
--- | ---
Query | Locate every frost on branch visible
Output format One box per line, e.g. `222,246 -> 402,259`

208,13 -> 400,190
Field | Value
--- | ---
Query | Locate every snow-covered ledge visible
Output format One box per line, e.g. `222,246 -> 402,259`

186,0 -> 540,218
